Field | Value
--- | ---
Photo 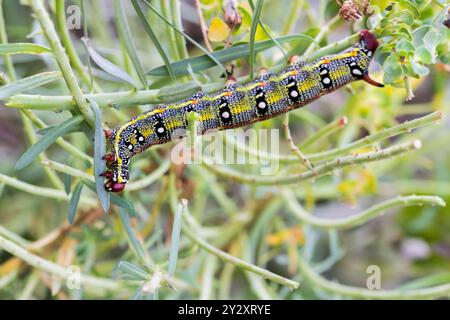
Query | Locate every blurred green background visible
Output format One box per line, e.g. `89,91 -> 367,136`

0,0 -> 449,299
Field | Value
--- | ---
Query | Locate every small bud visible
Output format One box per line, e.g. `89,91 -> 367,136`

338,0 -> 363,21
223,0 -> 242,30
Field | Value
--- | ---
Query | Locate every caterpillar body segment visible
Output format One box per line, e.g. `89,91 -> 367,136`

103,30 -> 383,192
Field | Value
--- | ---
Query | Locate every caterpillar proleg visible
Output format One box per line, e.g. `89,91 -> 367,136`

102,30 -> 383,192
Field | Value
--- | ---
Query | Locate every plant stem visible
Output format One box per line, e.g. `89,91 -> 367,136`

41,159 -> 170,192
193,0 -> 213,52
160,0 -> 181,60
248,0 -> 264,78
303,15 -> 340,57
0,173 -> 96,206
299,116 -> 347,150
30,0 -> 94,126
297,252 -> 450,299
0,0 -> 16,81
282,0 -> 304,34
282,112 -> 314,170
55,0 -> 101,92
284,190 -> 445,229
182,212 -> 299,289
203,140 -> 422,185
170,0 -> 189,60
229,112 -> 441,163
0,234 -> 124,293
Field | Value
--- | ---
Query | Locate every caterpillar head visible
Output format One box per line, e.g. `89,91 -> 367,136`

359,29 -> 379,53
102,128 -> 130,193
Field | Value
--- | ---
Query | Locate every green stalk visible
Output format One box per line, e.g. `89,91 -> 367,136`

169,0 -> 189,60
131,0 -> 176,82
0,0 -> 16,81
203,140 -> 422,185
248,0 -> 264,78
284,190 -> 445,229
54,0 -> 101,92
30,0 -> 94,126
298,252 -> 450,299
0,234 -> 124,293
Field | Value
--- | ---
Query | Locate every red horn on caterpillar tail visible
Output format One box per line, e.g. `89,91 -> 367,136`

359,30 -> 384,88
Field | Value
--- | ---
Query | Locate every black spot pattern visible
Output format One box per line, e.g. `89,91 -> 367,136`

286,77 -> 301,103
154,115 -> 169,140
255,87 -> 269,116
218,98 -> 233,126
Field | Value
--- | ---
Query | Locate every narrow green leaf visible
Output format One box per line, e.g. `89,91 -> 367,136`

82,38 -> 136,87
157,81 -> 202,102
36,124 -> 81,136
15,115 -> 83,170
0,43 -> 51,55
118,207 -> 146,263
116,261 -> 149,281
141,0 -> 227,77
87,97 -> 110,214
248,0 -> 265,78
147,35 -> 312,76
131,0 -> 176,82
0,71 -> 61,101
168,200 -> 185,277
63,170 -> 72,195
67,182 -> 83,224
112,0 -> 147,88
247,0 -> 287,60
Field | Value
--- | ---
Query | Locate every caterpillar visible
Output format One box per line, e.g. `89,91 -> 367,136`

102,30 -> 383,192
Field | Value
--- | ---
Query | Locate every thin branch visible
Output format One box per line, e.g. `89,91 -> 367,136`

0,234 -> 125,293
298,252 -> 450,299
284,190 -> 445,229
30,0 -> 94,126
194,0 -> 213,52
203,140 -> 423,185
182,209 -> 299,290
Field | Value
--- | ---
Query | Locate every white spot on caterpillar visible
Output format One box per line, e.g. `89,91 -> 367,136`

350,62 -> 357,66
322,77 -> 331,85
352,69 -> 363,76
320,69 -> 328,75
258,101 -> 267,109
138,136 -> 144,142
367,51 -> 372,57
157,127 -> 165,133
127,144 -> 133,150
222,111 -> 230,119
290,90 -> 299,98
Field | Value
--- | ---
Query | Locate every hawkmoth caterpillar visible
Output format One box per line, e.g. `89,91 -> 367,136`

102,30 -> 383,192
